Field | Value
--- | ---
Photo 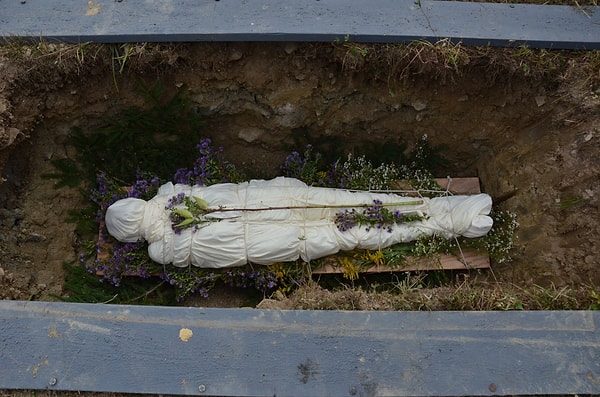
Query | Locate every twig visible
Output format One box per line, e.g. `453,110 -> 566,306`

203,200 -> 425,215
127,281 -> 166,303
101,293 -> 119,304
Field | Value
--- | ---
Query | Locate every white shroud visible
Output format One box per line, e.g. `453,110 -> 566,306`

105,177 -> 493,268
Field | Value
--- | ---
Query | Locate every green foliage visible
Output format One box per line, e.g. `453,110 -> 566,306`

289,127 -> 345,167
44,80 -> 211,238
43,80 -> 207,191
41,158 -> 83,188
162,267 -> 217,302
59,262 -> 176,305
280,144 -> 326,186
50,98 -> 517,304
395,135 -> 449,194
70,80 -> 206,184
65,207 -> 97,238
354,139 -> 409,167
529,284 -> 581,310
352,135 -> 448,177
166,195 -> 213,231
407,208 -> 519,265
109,43 -> 135,91
381,243 -> 414,268
282,134 -> 448,193
588,290 -> 600,310
558,194 -> 584,210
407,134 -> 449,175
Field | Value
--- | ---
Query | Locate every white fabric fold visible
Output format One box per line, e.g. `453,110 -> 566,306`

105,177 -> 493,268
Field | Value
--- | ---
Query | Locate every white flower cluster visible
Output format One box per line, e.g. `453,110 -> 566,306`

409,209 -> 518,264
397,165 -> 442,194
339,154 -> 400,190
411,234 -> 451,258
484,210 -> 519,264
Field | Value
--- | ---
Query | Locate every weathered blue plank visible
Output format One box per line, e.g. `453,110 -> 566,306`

0,300 -> 599,396
0,0 -> 599,49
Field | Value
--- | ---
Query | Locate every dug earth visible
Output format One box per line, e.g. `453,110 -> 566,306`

0,42 -> 598,301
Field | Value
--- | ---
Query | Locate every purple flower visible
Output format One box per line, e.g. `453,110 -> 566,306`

173,168 -> 193,184
334,209 -> 357,232
172,138 -> 240,186
87,241 -> 149,287
393,210 -> 403,221
222,267 -> 279,293
165,192 -> 186,209
334,200 -> 413,233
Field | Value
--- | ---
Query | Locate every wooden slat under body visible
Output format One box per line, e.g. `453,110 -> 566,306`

313,247 -> 489,274
433,177 -> 481,194
1,300 -> 599,396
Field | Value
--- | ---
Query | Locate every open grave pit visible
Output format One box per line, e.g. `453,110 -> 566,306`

0,42 -> 598,303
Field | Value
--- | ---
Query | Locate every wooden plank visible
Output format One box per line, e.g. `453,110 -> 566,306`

1,0 -> 599,49
312,248 -> 489,274
434,177 -> 480,194
1,300 -> 599,396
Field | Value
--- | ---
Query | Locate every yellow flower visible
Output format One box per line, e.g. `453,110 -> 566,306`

268,263 -> 286,279
358,249 -> 386,267
339,256 -> 360,281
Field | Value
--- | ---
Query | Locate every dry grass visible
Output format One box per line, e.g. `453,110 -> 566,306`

0,40 -> 184,92
258,277 -> 600,311
1,38 -> 598,88
331,39 -> 600,88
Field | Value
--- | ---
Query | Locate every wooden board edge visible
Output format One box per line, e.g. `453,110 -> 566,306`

312,248 -> 490,274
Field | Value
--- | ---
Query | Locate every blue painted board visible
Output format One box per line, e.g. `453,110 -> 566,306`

1,300 -> 599,396
0,0 -> 599,49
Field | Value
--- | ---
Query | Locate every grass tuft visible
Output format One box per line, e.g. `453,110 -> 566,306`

259,278 -> 600,311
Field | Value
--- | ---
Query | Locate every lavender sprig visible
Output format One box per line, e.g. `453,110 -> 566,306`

334,199 -> 423,233
173,138 -> 242,186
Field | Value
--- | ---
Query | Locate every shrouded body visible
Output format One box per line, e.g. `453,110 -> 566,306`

106,177 -> 493,268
